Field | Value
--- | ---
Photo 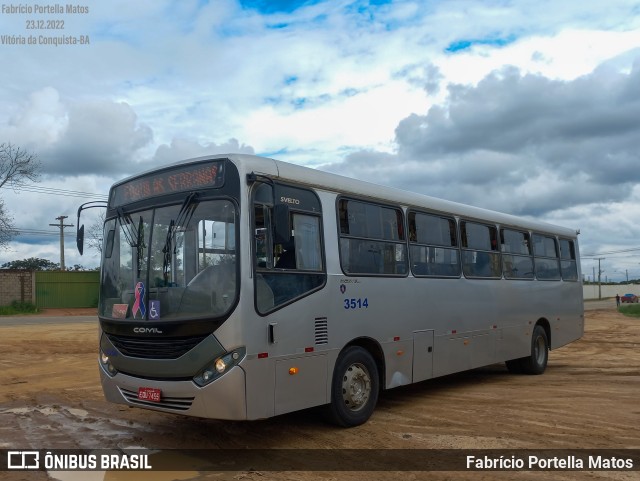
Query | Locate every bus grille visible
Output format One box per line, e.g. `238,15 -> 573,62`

107,334 -> 208,359
315,317 -> 328,345
119,388 -> 194,411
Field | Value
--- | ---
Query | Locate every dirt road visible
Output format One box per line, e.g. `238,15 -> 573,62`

0,306 -> 638,481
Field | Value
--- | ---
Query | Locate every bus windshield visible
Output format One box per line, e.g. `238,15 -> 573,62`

99,198 -> 237,321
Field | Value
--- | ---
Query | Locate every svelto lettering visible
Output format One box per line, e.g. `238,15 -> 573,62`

280,196 -> 300,205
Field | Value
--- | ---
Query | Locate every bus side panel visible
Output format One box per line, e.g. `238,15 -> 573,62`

552,313 -> 584,350
469,329 -> 495,368
550,283 -> 584,349
496,324 -> 531,361
274,354 -> 328,416
433,335 -> 469,378
412,330 -> 434,383
384,339 -> 414,388
243,356 -> 276,420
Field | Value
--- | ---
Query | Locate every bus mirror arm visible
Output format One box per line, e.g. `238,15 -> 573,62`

75,200 -> 108,255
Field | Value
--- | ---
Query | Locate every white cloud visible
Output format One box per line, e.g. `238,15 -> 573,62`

439,29 -> 640,87
243,80 -> 425,160
2,88 -> 67,147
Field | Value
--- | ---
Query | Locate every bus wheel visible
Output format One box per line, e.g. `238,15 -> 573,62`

326,346 -> 379,427
520,325 -> 549,375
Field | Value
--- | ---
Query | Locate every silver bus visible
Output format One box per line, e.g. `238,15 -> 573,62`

78,154 -> 584,427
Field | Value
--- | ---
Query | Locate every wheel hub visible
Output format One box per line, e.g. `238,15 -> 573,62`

342,363 -> 371,411
534,335 -> 546,364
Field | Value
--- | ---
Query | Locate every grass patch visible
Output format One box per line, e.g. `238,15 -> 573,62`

617,304 -> 640,318
0,301 -> 39,316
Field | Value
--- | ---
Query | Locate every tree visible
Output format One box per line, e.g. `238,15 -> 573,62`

1,257 -> 60,270
87,211 -> 105,256
0,199 -> 12,249
67,264 -> 88,271
0,143 -> 41,250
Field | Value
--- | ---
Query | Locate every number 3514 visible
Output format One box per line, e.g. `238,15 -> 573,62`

344,298 -> 368,309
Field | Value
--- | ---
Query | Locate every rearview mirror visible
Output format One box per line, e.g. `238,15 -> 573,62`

76,224 -> 85,256
75,200 -> 108,255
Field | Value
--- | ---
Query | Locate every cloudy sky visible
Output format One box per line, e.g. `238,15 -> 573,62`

1,0 -> 640,281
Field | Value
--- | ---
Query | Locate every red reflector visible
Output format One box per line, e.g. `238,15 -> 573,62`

393,336 -> 400,341
305,347 -> 314,352
258,352 -> 268,359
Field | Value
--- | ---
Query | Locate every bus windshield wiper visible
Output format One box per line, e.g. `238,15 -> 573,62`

117,207 -> 138,247
116,208 -> 146,277
162,193 -> 200,282
136,216 -> 145,278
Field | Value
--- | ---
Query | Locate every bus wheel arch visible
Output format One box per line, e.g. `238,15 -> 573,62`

325,339 -> 383,427
536,318 -> 551,349
506,319 -> 550,375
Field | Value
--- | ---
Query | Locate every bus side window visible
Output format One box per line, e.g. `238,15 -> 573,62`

338,199 -> 407,276
559,238 -> 578,281
254,204 -> 273,269
253,183 -> 325,314
501,228 -> 534,279
461,221 -> 501,279
292,214 -> 322,271
104,229 -> 115,259
408,211 -> 460,278
533,234 -> 561,280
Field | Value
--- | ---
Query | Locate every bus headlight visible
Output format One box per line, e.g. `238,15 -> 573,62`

100,349 -> 118,377
215,358 -> 227,373
194,347 -> 246,387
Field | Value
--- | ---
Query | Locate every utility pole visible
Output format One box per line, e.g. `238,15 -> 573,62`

595,258 -> 605,300
50,215 -> 74,270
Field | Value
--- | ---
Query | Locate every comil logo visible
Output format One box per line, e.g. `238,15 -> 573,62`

8,451 -> 39,469
133,327 -> 163,334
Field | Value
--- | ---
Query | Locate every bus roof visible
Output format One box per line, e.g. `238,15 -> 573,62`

119,153 -> 579,239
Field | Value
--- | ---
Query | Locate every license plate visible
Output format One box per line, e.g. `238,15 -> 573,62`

138,387 -> 161,402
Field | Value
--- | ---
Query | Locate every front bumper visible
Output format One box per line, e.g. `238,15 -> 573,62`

100,363 -> 247,420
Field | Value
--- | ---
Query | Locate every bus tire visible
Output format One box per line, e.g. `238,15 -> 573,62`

326,346 -> 379,427
520,325 -> 549,375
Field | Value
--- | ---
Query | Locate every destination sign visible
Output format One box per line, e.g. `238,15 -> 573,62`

110,160 -> 225,206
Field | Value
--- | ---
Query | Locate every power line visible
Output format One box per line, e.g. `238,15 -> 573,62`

9,228 -> 60,237
581,247 -> 640,258
0,184 -> 108,200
